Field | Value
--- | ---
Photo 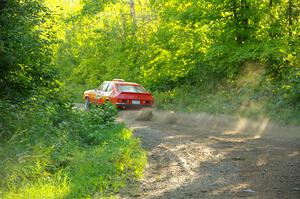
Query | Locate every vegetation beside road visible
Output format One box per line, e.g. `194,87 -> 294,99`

0,1 -> 145,198
0,101 -> 146,198
154,62 -> 300,125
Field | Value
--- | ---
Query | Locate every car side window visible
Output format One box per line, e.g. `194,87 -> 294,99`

97,83 -> 103,90
98,82 -> 109,91
106,83 -> 113,92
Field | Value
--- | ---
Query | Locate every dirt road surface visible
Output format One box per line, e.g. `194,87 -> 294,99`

118,110 -> 300,199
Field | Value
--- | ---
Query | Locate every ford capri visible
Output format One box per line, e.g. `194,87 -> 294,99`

83,79 -> 154,109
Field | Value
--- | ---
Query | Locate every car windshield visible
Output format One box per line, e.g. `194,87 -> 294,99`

117,85 -> 146,93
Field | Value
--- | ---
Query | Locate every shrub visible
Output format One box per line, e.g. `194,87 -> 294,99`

0,99 -> 146,198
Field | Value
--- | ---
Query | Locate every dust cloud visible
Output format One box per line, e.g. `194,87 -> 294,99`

118,109 -> 300,199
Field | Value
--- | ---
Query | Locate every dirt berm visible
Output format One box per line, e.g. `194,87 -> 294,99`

118,110 -> 300,199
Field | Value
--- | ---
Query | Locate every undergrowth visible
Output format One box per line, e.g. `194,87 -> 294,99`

0,99 -> 146,198
154,64 -> 300,125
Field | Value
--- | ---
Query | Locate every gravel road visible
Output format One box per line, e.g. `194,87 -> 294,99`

118,110 -> 300,199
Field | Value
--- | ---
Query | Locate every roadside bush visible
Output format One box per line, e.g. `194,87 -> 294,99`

0,99 -> 146,198
280,67 -> 300,104
154,76 -> 300,125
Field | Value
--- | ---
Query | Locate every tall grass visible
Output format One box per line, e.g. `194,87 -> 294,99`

0,100 -> 146,198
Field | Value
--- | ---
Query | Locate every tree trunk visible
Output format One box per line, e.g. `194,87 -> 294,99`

0,0 -> 7,11
129,0 -> 136,19
240,0 -> 249,43
129,0 -> 137,34
288,0 -> 293,37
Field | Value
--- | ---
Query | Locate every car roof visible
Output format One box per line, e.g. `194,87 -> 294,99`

104,81 -> 140,86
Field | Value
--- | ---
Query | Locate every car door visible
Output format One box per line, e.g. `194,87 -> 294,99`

95,82 -> 109,104
102,83 -> 113,102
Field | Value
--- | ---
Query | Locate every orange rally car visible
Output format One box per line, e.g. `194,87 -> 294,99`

83,79 -> 154,109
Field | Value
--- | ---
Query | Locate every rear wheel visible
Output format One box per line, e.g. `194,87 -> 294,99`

84,98 -> 90,110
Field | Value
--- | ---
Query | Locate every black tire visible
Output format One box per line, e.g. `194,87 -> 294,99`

84,98 -> 90,110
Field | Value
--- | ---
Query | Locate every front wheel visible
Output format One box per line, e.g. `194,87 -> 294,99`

84,98 -> 90,110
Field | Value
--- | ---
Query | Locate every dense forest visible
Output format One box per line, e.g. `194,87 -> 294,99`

0,0 -> 299,198
57,0 -> 300,121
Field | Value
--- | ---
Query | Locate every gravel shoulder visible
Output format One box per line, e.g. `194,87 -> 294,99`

118,110 -> 300,199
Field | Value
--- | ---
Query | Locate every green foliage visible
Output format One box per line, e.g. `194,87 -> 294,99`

0,100 -> 146,198
57,0 -> 299,106
1,0 -> 147,198
154,64 -> 300,124
68,130 -> 146,198
0,0 -> 61,100
280,67 -> 300,103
